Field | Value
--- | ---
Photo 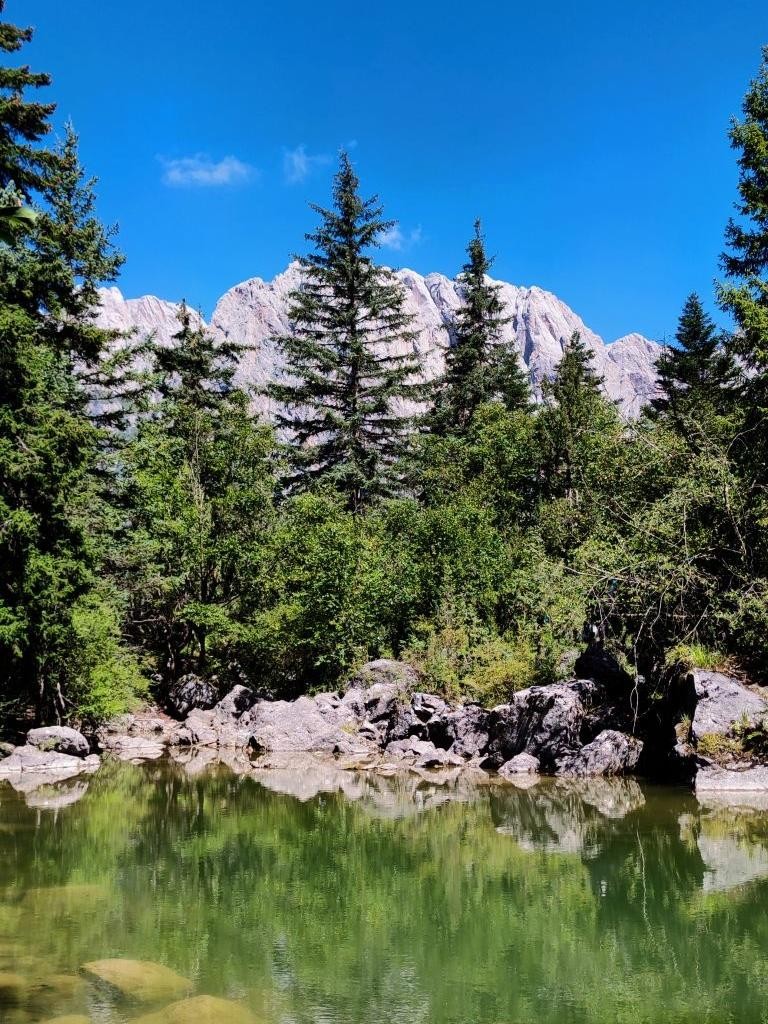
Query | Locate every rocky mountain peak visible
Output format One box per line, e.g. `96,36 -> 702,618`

97,266 -> 660,417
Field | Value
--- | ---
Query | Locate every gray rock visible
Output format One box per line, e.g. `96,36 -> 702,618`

0,741 -> 15,759
412,692 -> 451,722
167,674 -> 218,718
27,725 -> 89,758
385,736 -> 438,763
695,765 -> 768,793
487,679 -> 600,769
345,659 -> 421,694
689,670 -> 768,743
444,705 -> 490,759
499,753 -> 540,777
180,709 -> 218,747
416,745 -> 464,769
385,701 -> 425,743
557,729 -> 643,777
246,694 -> 369,754
0,745 -> 96,782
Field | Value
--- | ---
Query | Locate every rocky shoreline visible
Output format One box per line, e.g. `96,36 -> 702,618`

2,658 -> 768,800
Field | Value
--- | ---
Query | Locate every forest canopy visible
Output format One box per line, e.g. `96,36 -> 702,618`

2,3 -> 768,725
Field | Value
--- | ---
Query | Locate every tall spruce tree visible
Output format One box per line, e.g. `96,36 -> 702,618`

718,46 -> 768,373
269,152 -> 421,512
0,8 -> 142,722
652,293 -> 740,420
716,44 -> 768,533
0,0 -> 59,195
121,306 -> 275,682
538,332 -> 613,503
433,220 -> 528,433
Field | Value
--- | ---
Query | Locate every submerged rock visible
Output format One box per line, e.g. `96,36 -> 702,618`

0,971 -> 28,1005
81,958 -> 191,1003
27,726 -> 89,758
99,734 -> 164,761
131,994 -> 258,1024
24,780 -> 90,810
37,1016 -> 90,1024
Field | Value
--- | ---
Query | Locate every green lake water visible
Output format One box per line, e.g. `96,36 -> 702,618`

2,758 -> 768,1023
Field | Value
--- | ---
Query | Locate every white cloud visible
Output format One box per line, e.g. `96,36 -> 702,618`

380,224 -> 423,251
161,154 -> 254,188
283,144 -> 331,184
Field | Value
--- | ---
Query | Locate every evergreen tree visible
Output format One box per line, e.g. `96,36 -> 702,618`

0,14 -> 142,722
716,45 -> 768,532
0,0 -> 59,196
121,306 -> 275,682
538,332 -> 613,503
652,293 -> 741,420
433,220 -> 528,433
269,152 -> 421,512
718,46 -> 768,372
156,301 -> 245,413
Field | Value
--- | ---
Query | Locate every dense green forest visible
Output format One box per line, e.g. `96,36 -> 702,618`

2,3 -> 768,725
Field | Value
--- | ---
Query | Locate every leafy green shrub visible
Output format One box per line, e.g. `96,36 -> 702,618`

65,594 -> 148,721
696,732 -> 743,761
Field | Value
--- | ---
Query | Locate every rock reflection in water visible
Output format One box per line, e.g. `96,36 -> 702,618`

2,759 -> 768,1024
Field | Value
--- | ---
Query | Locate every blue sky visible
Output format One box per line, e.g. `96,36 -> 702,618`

19,0 -> 768,341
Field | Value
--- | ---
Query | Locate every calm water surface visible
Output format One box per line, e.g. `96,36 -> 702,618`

2,758 -> 768,1023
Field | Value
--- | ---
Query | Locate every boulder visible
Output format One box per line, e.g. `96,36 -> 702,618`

487,679 -> 600,769
385,700 -> 425,743
131,994 -> 258,1024
345,658 -> 421,692
385,736 -> 438,763
383,736 -> 462,768
27,726 -> 89,758
246,694 -> 368,754
167,674 -> 218,718
498,753 -> 540,777
81,958 -> 191,1003
412,691 -> 451,723
416,745 -> 464,769
212,685 -> 256,721
342,682 -> 399,722
0,741 -> 15,759
557,729 -> 643,777
695,765 -> 768,794
689,670 -> 768,743
444,705 -> 490,759
0,746 -> 91,779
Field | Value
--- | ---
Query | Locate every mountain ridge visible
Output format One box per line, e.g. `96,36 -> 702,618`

97,264 -> 660,416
